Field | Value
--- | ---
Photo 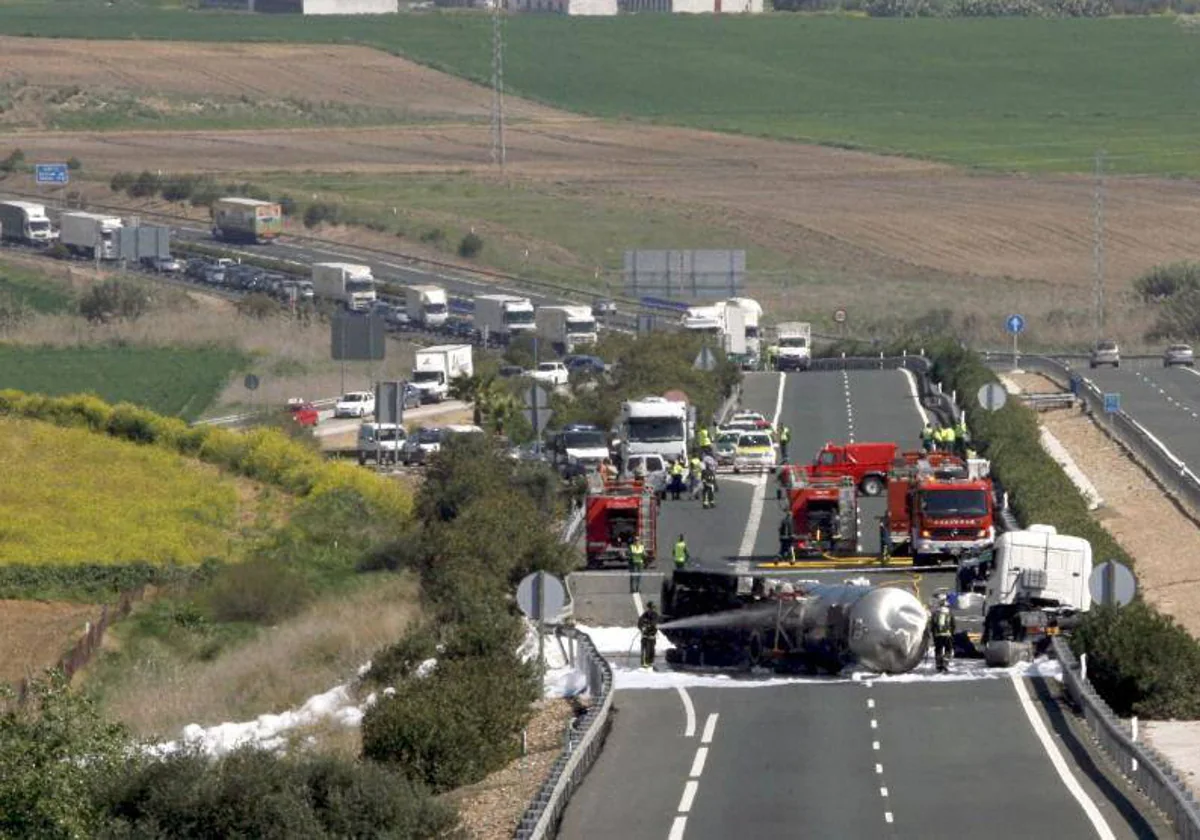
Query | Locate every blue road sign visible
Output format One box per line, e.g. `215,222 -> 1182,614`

1104,393 -> 1120,414
34,163 -> 69,185
1005,314 -> 1026,335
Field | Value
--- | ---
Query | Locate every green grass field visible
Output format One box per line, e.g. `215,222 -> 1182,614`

0,345 -> 246,420
0,8 -> 1194,173
0,259 -> 74,314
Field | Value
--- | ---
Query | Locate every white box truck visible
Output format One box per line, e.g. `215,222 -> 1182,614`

59,211 -> 123,260
618,396 -> 693,464
405,284 -> 449,328
311,262 -> 376,311
0,200 -> 54,245
725,298 -> 762,358
535,305 -> 598,354
411,344 -> 473,403
474,294 -> 535,343
773,322 -> 812,371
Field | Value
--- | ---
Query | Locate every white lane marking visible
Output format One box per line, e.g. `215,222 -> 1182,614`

885,812 -> 894,824
1010,676 -> 1117,839
633,591 -> 645,617
736,374 -> 786,559
872,741 -> 880,751
677,686 -> 697,738
678,780 -> 699,813
870,719 -> 878,729
875,763 -> 883,774
867,698 -> 875,709
669,816 -> 688,840
701,713 -> 719,744
880,787 -> 889,797
689,746 -> 709,778
900,367 -> 930,426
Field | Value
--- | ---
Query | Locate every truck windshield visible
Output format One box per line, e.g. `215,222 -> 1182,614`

375,428 -> 405,442
566,319 -> 596,334
28,220 -> 50,232
416,428 -> 444,444
745,326 -> 760,339
425,302 -> 448,314
412,371 -> 443,384
100,231 -> 114,241
506,309 -> 535,325
346,280 -> 375,294
920,489 -> 989,517
779,337 -> 808,348
563,431 -> 607,449
627,417 -> 684,443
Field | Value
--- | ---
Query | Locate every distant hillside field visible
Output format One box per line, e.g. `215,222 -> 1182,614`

0,10 -> 1195,172
0,345 -> 246,420
0,416 -> 240,566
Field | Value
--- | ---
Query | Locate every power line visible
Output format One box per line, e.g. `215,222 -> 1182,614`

490,0 -> 506,171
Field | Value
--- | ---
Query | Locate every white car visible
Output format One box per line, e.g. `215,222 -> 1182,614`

732,431 -> 778,473
530,361 -> 569,388
334,391 -> 375,418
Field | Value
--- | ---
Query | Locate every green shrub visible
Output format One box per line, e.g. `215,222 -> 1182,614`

45,242 -> 70,261
203,556 -> 314,625
278,194 -> 298,217
0,148 -> 25,174
458,231 -> 484,259
159,175 -> 196,203
1134,261 -> 1200,303
365,622 -> 439,686
78,280 -> 151,324
126,170 -> 160,199
109,171 -> 134,193
361,651 -> 538,792
66,157 -> 82,172
302,202 -> 340,229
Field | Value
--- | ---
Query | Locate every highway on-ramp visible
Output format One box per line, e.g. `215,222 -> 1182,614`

560,370 -> 1162,840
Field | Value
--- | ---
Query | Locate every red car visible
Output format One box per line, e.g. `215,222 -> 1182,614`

286,398 -> 319,427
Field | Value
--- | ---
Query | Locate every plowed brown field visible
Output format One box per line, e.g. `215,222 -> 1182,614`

0,600 -> 95,685
5,37 -> 1200,303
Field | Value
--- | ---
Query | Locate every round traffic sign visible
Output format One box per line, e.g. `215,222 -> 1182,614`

834,309 -> 847,324
1088,561 -> 1136,608
516,572 -> 567,624
243,374 -> 260,392
977,383 -> 1007,412
1005,314 -> 1026,335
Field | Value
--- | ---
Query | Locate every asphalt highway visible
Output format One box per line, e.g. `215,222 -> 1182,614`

1086,364 -> 1200,468
561,370 -> 1160,840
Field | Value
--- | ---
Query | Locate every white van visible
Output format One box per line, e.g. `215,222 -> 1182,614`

357,423 -> 407,465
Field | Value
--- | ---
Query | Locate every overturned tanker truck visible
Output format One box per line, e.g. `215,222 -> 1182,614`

660,568 -> 930,675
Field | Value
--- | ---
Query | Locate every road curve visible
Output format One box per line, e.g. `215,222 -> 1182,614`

559,370 -> 1161,840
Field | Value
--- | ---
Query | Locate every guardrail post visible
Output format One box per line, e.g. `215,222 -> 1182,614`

1081,652 -> 1087,683
1132,716 -> 1139,773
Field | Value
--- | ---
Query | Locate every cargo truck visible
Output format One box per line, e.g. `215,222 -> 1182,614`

59,211 -> 123,260
0,200 -> 54,245
618,396 -> 693,465
311,262 -> 376,311
726,298 -> 763,357
411,344 -> 473,404
404,284 -> 449,328
473,294 -> 535,344
211,197 -> 282,244
535,305 -> 598,355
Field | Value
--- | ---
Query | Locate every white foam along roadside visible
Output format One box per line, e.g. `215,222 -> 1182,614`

998,374 -> 1104,510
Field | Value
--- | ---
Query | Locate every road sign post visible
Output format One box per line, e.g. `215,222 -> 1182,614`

977,382 -> 1007,413
1005,314 -> 1025,370
516,571 -> 567,670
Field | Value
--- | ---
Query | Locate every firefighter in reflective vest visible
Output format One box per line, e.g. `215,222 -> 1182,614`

779,425 -> 792,462
921,422 -> 934,452
629,534 -> 646,593
943,424 -> 957,454
697,426 -> 712,456
673,534 -> 689,570
701,464 -> 718,509
638,601 -> 660,669
931,594 -> 956,673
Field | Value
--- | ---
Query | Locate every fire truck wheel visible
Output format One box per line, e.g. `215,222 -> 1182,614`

860,475 -> 885,497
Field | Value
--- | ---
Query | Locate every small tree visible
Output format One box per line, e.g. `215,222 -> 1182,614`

66,157 -> 82,172
159,175 -> 195,203
109,171 -> 134,193
126,170 -> 161,199
78,280 -> 151,324
278,194 -> 298,217
235,292 -> 278,320
0,148 -> 25,174
458,231 -> 484,259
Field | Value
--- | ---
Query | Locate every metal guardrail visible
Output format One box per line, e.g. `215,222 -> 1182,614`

989,354 -> 1200,519
513,625 -> 614,840
1053,636 -> 1200,839
1019,392 -> 1079,411
194,397 -> 340,427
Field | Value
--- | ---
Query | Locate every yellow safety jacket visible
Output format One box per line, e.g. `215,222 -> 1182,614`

698,428 -> 711,449
630,542 -> 646,567
673,540 -> 688,566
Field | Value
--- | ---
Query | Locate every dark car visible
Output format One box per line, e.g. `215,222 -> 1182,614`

498,365 -> 526,379
565,355 -> 606,375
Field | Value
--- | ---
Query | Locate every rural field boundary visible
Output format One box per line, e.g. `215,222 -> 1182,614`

11,585 -> 145,707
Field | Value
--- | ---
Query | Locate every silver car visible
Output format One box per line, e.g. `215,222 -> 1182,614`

1089,340 -> 1120,369
1164,344 -> 1195,368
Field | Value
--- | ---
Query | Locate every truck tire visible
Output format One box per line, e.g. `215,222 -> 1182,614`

984,640 -> 1030,668
860,475 -> 885,497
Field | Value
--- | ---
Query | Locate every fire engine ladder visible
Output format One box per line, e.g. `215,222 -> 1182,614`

836,477 -> 859,552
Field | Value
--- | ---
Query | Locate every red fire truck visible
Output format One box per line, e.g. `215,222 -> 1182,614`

584,478 -> 659,569
778,472 -> 859,558
886,457 -> 995,565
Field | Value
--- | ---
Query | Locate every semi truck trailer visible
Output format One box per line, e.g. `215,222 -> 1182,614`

211,197 -> 282,244
535,305 -> 598,354
59,211 -> 123,260
311,262 -> 376,311
473,294 -> 535,344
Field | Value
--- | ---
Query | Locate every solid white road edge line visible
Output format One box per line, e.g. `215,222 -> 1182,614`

1010,675 -> 1117,840
701,712 -> 719,745
736,373 -> 785,559
900,367 -> 930,426
677,686 -> 697,738
668,816 -> 687,840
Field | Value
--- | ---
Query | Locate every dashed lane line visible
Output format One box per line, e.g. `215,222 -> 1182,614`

667,713 -> 719,840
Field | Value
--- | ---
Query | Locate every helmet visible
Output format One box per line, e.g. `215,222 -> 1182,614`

646,601 -> 657,611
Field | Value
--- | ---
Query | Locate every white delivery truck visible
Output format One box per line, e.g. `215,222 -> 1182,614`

680,305 -> 723,339
311,262 -> 376,311
0,200 -> 54,245
474,294 -> 536,343
617,396 -> 693,464
535,305 -> 598,355
411,344 -> 473,404
59,211 -> 123,260
724,298 -> 762,358
773,322 -> 812,371
405,284 -> 449,328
